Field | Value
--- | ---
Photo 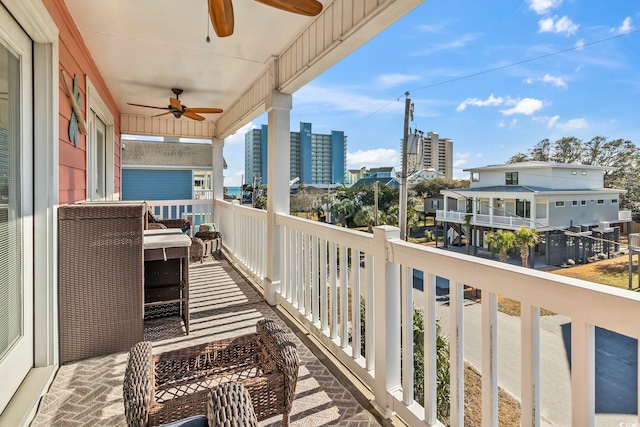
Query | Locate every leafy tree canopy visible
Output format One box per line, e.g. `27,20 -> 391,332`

508,135 -> 640,216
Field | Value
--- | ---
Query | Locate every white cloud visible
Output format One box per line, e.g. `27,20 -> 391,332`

558,118 -> 588,130
538,16 -> 579,35
415,34 -> 479,55
347,148 -> 399,169
611,17 -> 633,34
574,39 -> 585,49
417,22 -> 448,33
374,73 -> 421,89
225,122 -> 257,145
457,94 -> 504,111
500,98 -> 543,116
534,115 -> 587,130
527,0 -> 562,15
295,84 -> 404,115
525,74 -> 567,88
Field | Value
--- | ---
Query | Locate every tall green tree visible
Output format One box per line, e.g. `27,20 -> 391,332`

353,205 -> 376,233
514,226 -> 539,268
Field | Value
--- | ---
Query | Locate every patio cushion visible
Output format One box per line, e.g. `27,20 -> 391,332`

199,223 -> 217,232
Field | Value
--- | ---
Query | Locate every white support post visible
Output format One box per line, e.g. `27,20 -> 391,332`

264,90 -> 291,305
482,292 -> 498,427
401,266 -> 413,405
571,320 -> 595,427
450,281 -> 464,427
212,138 -> 224,227
521,303 -> 540,427
372,226 -> 401,418
423,273 -> 437,425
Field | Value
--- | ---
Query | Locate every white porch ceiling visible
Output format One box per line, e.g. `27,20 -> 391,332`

64,0 -> 424,138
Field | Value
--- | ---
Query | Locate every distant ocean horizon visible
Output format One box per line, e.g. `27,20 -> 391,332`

226,186 -> 242,197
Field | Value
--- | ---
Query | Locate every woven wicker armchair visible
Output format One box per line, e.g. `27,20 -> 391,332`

147,210 -> 191,231
123,319 -> 299,427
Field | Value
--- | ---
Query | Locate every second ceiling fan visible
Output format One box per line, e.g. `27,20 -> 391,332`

209,0 -> 323,37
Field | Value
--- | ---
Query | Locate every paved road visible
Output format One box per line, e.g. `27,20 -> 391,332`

413,284 -> 638,426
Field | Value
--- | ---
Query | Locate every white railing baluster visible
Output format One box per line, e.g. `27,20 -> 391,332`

482,291 -> 498,427
340,245 -> 348,349
291,230 -> 298,307
571,319 -> 595,427
352,249 -> 361,359
424,273 -> 437,425
320,239 -> 328,332
366,254 -> 375,371
297,231 -> 303,310
312,235 -> 319,325
521,303 -> 540,427
304,233 -> 311,317
401,265 -> 413,405
330,241 -> 338,340
450,281 -> 464,427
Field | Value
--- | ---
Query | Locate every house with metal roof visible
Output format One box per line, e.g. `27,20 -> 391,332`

436,161 -> 633,265
121,140 -> 226,201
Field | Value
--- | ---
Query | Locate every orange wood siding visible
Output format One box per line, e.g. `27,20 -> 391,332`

43,0 -> 122,205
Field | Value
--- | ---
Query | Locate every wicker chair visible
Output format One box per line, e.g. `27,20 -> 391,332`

123,319 -> 299,427
147,209 -> 191,231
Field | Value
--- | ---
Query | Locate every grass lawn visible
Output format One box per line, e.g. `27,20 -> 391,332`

549,254 -> 639,289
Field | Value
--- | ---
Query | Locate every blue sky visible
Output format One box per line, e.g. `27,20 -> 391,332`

220,0 -> 640,186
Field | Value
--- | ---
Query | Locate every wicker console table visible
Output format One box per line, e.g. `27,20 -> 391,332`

58,202 -> 145,364
143,229 -> 191,334
123,319 -> 299,427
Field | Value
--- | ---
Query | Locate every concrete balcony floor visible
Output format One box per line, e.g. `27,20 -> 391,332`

32,256 -> 385,426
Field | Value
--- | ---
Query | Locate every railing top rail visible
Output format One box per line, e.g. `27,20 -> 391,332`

146,199 -> 213,206
215,199 -> 267,220
386,237 -> 640,339
276,213 -> 375,252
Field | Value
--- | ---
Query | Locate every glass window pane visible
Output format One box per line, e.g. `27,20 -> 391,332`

0,41 -> 23,359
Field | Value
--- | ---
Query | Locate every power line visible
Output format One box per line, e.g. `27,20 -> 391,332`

407,29 -> 640,94
345,29 -> 640,133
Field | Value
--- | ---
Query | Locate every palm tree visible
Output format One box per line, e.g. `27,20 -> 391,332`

514,225 -> 539,268
485,229 -> 516,263
463,214 -> 473,255
353,205 -> 376,233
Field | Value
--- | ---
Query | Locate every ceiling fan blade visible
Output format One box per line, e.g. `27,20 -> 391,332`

152,111 -> 173,118
183,111 -> 206,121
186,107 -> 224,114
169,97 -> 182,111
127,103 -> 170,110
209,0 -> 234,37
254,0 -> 323,16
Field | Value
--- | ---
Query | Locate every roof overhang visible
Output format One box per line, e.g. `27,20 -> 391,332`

64,0 -> 426,139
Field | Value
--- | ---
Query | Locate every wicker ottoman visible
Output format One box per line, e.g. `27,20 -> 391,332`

123,319 -> 298,427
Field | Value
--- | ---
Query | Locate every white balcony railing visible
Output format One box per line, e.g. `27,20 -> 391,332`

619,210 -> 633,221
436,209 -> 547,229
146,199 -> 214,236
213,199 -> 640,427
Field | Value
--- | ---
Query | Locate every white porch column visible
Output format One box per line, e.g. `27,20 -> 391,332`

530,196 -> 536,228
264,90 -> 292,305
489,196 -> 494,225
212,138 -> 224,201
212,138 -> 224,227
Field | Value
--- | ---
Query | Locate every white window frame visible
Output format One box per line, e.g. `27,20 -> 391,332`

86,77 -> 115,200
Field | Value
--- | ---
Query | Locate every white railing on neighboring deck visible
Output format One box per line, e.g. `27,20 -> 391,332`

217,200 -> 640,427
620,210 -> 633,221
146,199 -> 214,236
194,189 -> 213,199
436,209 -> 547,229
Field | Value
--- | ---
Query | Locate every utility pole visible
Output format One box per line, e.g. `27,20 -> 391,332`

399,92 -> 412,241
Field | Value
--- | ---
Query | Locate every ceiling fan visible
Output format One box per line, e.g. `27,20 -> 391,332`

209,0 -> 323,37
127,88 -> 223,121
